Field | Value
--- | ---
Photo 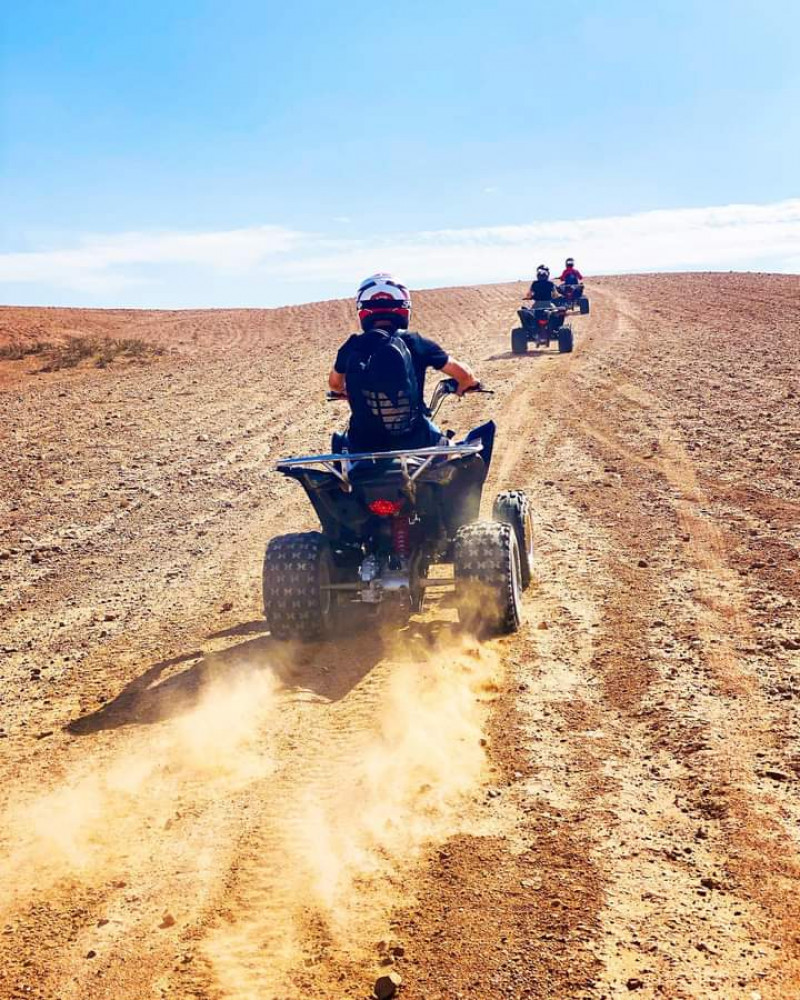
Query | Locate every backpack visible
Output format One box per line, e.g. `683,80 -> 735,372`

344,330 -> 421,445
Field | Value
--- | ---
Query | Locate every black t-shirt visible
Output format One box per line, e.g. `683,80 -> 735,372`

334,330 -> 449,403
529,279 -> 557,301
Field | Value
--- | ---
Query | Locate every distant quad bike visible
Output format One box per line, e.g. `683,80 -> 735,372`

557,282 -> 590,314
512,302 -> 574,355
262,379 -> 534,640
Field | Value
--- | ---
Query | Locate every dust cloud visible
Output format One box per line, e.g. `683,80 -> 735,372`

0,628 -> 503,998
205,630 -> 502,998
0,667 -> 280,915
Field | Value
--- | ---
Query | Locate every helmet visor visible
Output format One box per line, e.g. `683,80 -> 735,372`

360,298 -> 411,311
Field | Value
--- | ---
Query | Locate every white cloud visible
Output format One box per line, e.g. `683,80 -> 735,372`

269,199 -> 800,287
0,225 -> 303,291
1,199 -> 798,305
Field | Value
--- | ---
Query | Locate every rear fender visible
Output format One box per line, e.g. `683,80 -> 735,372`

462,420 -> 496,473
279,467 -> 369,542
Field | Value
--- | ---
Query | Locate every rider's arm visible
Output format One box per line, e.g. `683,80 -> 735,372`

442,357 -> 479,396
328,369 -> 346,395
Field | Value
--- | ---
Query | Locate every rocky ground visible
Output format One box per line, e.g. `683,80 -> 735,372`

0,273 -> 798,999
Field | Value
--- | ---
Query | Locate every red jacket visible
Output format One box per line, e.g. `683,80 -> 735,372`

559,266 -> 583,282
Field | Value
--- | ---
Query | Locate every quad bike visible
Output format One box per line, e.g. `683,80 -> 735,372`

262,379 -> 534,640
512,302 -> 574,355
556,282 -> 589,314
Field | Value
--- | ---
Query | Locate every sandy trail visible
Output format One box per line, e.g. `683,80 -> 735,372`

0,274 -> 798,999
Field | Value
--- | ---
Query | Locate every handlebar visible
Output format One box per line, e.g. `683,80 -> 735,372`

328,379 -> 492,403
437,377 -> 493,396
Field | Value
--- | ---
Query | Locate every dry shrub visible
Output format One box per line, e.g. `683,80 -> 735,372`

39,336 -> 164,371
0,339 -> 53,361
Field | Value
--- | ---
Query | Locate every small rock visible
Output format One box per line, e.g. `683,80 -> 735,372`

486,788 -> 502,799
764,769 -> 789,782
626,978 -> 643,991
637,559 -> 649,569
159,913 -> 176,929
374,971 -> 402,999
221,601 -> 233,612
86,950 -> 97,959
0,550 -> 10,560
537,621 -> 549,630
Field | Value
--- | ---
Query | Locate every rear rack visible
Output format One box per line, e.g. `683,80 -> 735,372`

276,443 -> 482,491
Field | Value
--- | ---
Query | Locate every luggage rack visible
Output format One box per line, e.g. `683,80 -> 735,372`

276,443 -> 483,491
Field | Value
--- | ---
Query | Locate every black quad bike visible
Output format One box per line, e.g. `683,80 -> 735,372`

556,282 -> 590,315
262,379 -> 534,640
511,302 -> 574,355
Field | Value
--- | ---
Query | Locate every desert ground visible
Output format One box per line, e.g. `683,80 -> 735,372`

0,273 -> 799,1000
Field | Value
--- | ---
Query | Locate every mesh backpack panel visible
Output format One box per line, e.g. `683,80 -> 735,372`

345,331 -> 421,444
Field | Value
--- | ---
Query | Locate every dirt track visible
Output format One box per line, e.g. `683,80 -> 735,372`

1,273 -> 799,999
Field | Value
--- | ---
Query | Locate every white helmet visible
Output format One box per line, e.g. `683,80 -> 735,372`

356,273 -> 411,331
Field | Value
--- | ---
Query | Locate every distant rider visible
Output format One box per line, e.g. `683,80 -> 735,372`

328,273 -> 478,452
525,265 -> 559,305
558,258 -> 584,286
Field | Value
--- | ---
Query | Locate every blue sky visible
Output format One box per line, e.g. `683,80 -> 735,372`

1,0 -> 799,307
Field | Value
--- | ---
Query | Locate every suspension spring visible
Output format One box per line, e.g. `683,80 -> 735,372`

391,516 -> 411,558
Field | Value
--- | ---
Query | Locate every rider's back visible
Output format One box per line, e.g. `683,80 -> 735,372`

529,278 -> 556,301
337,330 -> 447,451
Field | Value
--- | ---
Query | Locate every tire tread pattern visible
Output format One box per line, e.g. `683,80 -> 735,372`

263,531 -> 331,641
454,521 -> 521,635
492,490 -> 534,589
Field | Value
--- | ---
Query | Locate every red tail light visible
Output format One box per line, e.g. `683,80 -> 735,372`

368,499 -> 403,517
538,319 -> 547,326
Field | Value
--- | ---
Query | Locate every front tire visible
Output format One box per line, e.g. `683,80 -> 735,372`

558,326 -> 574,354
511,328 -> 528,355
263,531 -> 337,641
454,522 -> 522,636
579,297 -> 590,315
492,490 -> 534,589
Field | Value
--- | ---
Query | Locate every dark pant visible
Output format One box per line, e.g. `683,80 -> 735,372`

341,415 -> 446,453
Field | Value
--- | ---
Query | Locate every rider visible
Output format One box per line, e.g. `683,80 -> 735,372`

328,273 -> 478,452
525,265 -> 559,305
558,258 -> 583,286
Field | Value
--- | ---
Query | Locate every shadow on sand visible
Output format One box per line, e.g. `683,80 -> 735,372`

66,620 -> 390,736
484,348 -> 560,362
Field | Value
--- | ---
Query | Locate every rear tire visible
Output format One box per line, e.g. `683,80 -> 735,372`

492,490 -> 534,589
454,522 -> 522,636
558,326 -> 574,354
263,531 -> 337,641
511,328 -> 528,355
579,297 -> 590,315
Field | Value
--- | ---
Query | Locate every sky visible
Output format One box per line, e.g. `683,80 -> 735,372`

1,0 -> 799,308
